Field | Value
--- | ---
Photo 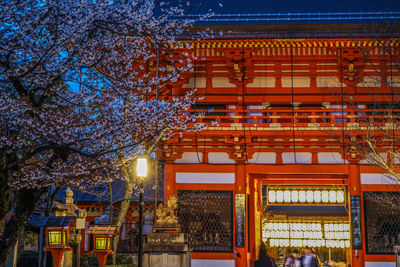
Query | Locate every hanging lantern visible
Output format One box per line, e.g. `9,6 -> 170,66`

268,190 -> 276,203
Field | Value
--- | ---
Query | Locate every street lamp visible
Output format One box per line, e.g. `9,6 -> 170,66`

136,158 -> 147,267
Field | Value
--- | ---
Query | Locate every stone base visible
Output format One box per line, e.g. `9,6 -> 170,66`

143,233 -> 191,267
152,223 -> 181,233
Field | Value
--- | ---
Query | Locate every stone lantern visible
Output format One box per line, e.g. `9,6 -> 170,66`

42,217 -> 74,267
87,225 -> 118,267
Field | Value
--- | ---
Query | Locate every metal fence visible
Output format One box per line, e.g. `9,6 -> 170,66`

364,191 -> 400,254
178,190 -> 233,252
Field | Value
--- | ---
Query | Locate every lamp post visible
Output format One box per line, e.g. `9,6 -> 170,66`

136,158 -> 148,267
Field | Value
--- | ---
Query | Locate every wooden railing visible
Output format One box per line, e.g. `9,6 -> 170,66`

184,108 -> 400,129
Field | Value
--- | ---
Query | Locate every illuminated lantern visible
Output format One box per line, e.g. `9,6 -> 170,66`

284,190 -> 291,203
321,191 -> 329,203
337,190 -> 345,203
306,191 -> 314,202
291,190 -> 299,202
329,191 -> 337,203
268,190 -> 276,203
299,191 -> 306,203
88,225 -> 118,267
270,239 -> 275,247
42,217 -> 73,267
314,191 -> 321,203
276,190 -> 284,202
333,224 -> 339,231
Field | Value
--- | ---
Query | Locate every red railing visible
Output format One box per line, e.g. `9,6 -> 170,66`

184,108 -> 400,129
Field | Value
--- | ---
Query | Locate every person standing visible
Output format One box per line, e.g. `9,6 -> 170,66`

300,247 -> 318,267
285,249 -> 301,267
255,242 -> 277,267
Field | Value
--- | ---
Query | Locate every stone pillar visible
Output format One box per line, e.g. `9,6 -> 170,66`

348,161 -> 365,267
143,233 -> 191,267
63,188 -> 74,267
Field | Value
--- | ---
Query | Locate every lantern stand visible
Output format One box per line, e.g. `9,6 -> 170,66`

87,225 -> 118,267
41,216 -> 74,267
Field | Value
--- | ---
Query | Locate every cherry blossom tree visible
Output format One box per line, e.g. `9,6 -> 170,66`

0,0 -> 205,264
321,37 -> 400,183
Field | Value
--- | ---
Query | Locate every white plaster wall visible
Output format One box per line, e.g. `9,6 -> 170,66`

182,77 -> 206,88
387,76 -> 400,87
317,152 -> 348,164
192,259 -> 235,267
282,152 -> 312,164
247,77 -> 275,88
212,77 -> 236,88
208,152 -> 236,164
356,76 -> 381,87
282,77 -> 310,88
364,262 -> 395,267
176,172 -> 235,184
248,152 -> 276,164
360,173 -> 399,185
175,152 -> 202,164
316,76 -> 345,87
359,153 -> 387,164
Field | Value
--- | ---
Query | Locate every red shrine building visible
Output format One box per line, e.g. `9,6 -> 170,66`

158,1 -> 400,267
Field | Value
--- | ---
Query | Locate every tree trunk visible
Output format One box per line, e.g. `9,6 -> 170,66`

0,152 -> 11,220
0,188 -> 45,267
112,180 -> 133,264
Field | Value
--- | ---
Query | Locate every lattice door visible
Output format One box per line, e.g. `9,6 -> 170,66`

178,190 -> 233,252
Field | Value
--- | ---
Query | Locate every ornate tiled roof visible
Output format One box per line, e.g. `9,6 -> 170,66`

183,0 -> 400,25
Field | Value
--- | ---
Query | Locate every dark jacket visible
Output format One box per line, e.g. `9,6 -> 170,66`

299,255 -> 318,267
255,256 -> 277,267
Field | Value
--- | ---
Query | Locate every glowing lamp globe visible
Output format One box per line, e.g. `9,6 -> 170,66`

136,158 -> 148,177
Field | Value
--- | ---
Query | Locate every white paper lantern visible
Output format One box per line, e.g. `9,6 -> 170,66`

299,191 -> 306,203
306,191 -> 314,202
291,190 -> 299,202
314,191 -> 321,203
269,190 -> 276,203
322,191 -> 329,203
284,190 -> 291,203
329,191 -> 337,203
337,190 -> 345,203
277,190 -> 284,203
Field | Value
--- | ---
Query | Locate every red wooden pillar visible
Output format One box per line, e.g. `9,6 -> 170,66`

235,164 -> 248,267
348,161 -> 365,267
164,163 -> 176,200
248,175 -> 257,266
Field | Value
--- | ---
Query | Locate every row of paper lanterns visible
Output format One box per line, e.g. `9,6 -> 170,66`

264,222 -> 349,232
269,238 -> 351,248
263,230 -> 323,239
268,189 -> 345,204
263,230 -> 350,240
